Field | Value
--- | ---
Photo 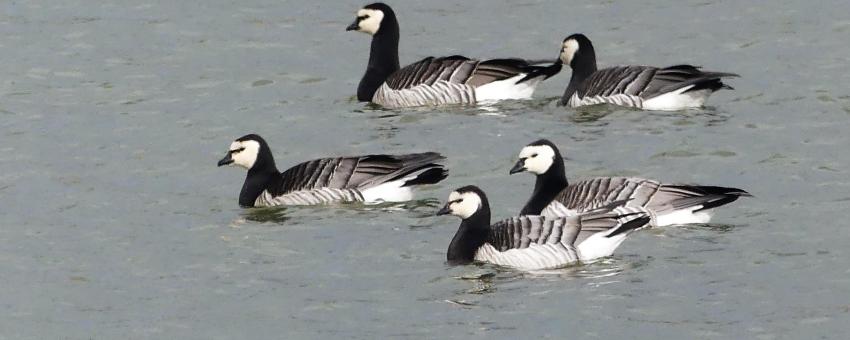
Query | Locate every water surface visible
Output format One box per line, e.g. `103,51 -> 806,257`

2,0 -> 849,338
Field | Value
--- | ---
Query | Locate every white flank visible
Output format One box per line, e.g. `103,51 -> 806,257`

360,178 -> 414,203
576,231 -> 630,262
655,206 -> 714,226
642,86 -> 712,111
474,243 -> 580,270
475,74 -> 540,102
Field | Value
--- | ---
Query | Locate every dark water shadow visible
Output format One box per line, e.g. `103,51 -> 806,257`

569,104 -> 622,124
239,198 -> 443,225
558,102 -> 733,128
665,222 -> 740,234
646,223 -> 743,249
352,97 -> 561,119
241,206 -> 293,224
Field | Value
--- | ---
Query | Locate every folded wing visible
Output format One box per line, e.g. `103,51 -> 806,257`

577,65 -> 738,100
273,152 -> 446,195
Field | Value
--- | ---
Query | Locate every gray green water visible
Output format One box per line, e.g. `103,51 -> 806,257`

2,0 -> 849,338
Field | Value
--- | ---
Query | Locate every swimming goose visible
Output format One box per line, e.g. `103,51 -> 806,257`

217,134 -> 448,207
346,3 -> 562,108
510,139 -> 751,226
557,33 -> 738,110
436,185 -> 651,269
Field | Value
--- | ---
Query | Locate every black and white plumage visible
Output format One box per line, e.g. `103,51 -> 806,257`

436,186 -> 651,270
510,139 -> 751,227
217,134 -> 448,207
557,33 -> 738,110
347,3 -> 561,108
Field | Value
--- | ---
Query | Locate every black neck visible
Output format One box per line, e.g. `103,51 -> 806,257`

520,160 -> 568,216
238,154 -> 279,207
447,210 -> 491,265
560,53 -> 597,105
357,18 -> 400,101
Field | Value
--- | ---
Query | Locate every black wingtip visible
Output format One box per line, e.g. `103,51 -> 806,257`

688,185 -> 751,197
516,61 -> 563,84
665,185 -> 752,212
606,216 -> 651,238
403,167 -> 448,187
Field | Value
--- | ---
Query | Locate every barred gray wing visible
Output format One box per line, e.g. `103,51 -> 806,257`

476,215 -> 582,269
487,215 -> 582,251
576,65 -> 658,98
384,56 -> 478,90
273,152 -> 445,195
554,177 -> 662,213
577,65 -> 739,100
385,56 -> 558,90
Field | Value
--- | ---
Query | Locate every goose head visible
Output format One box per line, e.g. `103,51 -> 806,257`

217,134 -> 274,171
559,33 -> 595,70
346,3 -> 394,36
436,186 -> 488,220
510,139 -> 561,176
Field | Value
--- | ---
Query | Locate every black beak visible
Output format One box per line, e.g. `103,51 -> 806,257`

345,19 -> 359,31
436,204 -> 451,216
509,159 -> 526,174
217,152 -> 234,167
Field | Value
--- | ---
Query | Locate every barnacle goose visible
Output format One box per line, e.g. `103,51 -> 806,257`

217,134 -> 448,207
510,139 -> 751,226
346,3 -> 562,108
557,33 -> 739,110
436,185 -> 651,270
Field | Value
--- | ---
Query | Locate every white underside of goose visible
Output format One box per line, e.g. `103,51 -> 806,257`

654,206 -> 714,226
568,85 -> 713,110
474,74 -> 541,102
642,86 -> 712,110
360,177 -> 415,203
576,231 -> 631,261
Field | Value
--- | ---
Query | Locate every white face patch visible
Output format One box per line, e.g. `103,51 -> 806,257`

446,191 -> 482,219
518,145 -> 556,175
355,9 -> 384,35
229,140 -> 260,170
560,39 -> 579,65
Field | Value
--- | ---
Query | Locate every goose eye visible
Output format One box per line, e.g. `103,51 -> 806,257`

531,153 -> 538,158
231,148 -> 245,153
